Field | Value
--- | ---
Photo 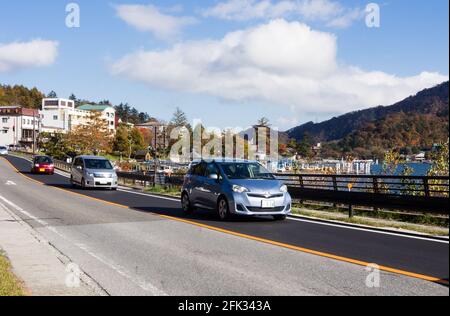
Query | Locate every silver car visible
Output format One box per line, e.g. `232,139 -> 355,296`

181,159 -> 292,221
0,146 -> 8,156
70,156 -> 118,190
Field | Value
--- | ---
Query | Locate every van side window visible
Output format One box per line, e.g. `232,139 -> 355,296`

74,158 -> 83,168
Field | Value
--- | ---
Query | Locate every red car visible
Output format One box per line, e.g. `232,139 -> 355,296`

31,155 -> 55,175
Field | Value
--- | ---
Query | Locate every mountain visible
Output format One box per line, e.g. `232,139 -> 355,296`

0,84 -> 45,109
287,81 -> 449,144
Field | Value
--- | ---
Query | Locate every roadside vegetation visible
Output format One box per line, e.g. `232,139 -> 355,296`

145,185 -> 181,197
0,252 -> 25,296
292,206 -> 449,237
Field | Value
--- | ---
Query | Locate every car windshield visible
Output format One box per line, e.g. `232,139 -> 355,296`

220,163 -> 275,180
84,159 -> 113,170
35,156 -> 53,164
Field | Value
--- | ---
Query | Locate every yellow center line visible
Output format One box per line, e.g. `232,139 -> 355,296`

1,156 -> 448,287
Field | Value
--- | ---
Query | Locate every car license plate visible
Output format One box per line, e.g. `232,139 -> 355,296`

98,179 -> 109,184
39,168 -> 45,172
261,200 -> 275,208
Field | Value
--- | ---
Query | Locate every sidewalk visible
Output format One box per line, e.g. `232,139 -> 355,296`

0,202 -> 98,296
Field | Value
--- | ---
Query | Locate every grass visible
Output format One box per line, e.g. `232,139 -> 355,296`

292,207 -> 449,237
145,185 -> 182,197
0,252 -> 25,296
293,202 -> 449,227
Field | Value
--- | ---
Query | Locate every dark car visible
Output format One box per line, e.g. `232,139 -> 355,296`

31,155 -> 55,175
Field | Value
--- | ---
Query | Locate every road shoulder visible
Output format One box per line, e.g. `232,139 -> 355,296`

0,200 -> 100,296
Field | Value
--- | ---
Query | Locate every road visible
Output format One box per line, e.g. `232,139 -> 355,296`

0,155 -> 448,296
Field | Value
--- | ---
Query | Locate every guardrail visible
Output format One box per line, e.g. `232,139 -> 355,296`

277,174 -> 449,215
9,151 -> 449,215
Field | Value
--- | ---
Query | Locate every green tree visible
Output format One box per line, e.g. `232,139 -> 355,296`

130,128 -> 146,153
38,132 -> 72,159
47,90 -> 57,98
113,125 -> 131,157
428,140 -> 449,176
170,107 -> 189,127
428,140 -> 449,197
297,133 -> 314,159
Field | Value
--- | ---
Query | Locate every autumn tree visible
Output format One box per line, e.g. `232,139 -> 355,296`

69,111 -> 112,155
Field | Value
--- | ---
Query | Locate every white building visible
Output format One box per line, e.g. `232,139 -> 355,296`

0,106 -> 40,149
40,98 -> 116,133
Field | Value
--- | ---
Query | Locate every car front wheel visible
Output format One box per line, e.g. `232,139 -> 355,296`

217,197 -> 230,221
181,193 -> 193,213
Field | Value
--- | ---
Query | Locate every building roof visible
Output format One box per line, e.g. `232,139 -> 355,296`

76,104 -> 114,111
0,105 -> 39,117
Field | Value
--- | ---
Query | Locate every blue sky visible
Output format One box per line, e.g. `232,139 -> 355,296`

0,0 -> 448,130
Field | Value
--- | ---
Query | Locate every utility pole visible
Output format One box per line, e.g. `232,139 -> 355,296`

32,111 -> 36,155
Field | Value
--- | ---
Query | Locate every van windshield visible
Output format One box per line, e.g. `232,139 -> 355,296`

84,159 -> 113,170
219,163 -> 275,180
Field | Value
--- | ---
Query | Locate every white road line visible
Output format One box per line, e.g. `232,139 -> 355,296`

75,243 -> 167,296
8,155 -> 449,244
288,216 -> 449,244
0,193 -> 168,296
5,180 -> 16,186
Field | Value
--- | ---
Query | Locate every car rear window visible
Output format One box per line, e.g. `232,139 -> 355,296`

35,156 -> 53,164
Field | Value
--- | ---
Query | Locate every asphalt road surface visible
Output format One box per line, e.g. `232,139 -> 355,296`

0,155 -> 448,296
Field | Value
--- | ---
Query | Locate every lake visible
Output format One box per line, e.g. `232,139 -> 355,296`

371,163 -> 432,176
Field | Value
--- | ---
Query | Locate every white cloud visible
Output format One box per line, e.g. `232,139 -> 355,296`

111,19 -> 448,115
203,0 -> 364,28
115,4 -> 197,40
0,39 -> 58,73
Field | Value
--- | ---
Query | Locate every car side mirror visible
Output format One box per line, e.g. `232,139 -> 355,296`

76,165 -> 83,171
209,173 -> 219,181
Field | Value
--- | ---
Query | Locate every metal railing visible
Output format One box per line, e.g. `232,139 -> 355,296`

274,174 -> 449,198
9,151 -> 449,215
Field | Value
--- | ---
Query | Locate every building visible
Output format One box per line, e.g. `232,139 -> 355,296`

0,106 -> 40,149
76,104 -> 116,132
40,98 -> 116,133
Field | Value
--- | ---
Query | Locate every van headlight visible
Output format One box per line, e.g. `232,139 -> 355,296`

232,185 -> 249,193
280,185 -> 288,193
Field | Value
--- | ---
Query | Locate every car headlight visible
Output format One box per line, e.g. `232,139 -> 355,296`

280,185 -> 288,193
232,185 -> 249,193
88,173 -> 95,177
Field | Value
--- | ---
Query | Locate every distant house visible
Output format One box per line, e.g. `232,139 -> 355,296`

40,98 -> 116,133
413,152 -> 426,162
0,106 -> 40,148
76,104 -> 116,132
